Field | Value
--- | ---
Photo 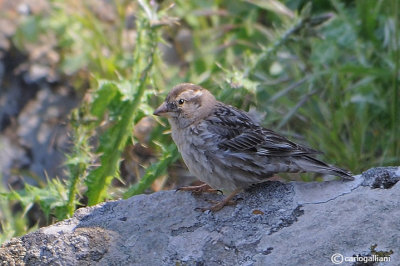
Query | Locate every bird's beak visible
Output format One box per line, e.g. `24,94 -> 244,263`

153,102 -> 169,117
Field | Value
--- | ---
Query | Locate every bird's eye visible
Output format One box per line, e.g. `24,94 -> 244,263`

178,99 -> 185,105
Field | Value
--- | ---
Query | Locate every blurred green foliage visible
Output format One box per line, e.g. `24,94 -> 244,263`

1,0 -> 399,243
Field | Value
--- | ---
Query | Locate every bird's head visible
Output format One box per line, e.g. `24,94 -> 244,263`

154,83 -> 217,128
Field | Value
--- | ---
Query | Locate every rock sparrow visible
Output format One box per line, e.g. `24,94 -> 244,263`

154,83 -> 353,211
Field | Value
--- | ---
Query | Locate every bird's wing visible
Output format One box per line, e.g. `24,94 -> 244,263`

255,128 -> 320,156
206,103 -> 319,156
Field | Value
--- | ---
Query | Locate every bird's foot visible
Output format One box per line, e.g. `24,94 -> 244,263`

196,188 -> 241,212
197,199 -> 237,212
176,183 -> 223,195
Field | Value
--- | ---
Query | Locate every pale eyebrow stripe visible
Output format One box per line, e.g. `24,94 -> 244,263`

177,89 -> 203,99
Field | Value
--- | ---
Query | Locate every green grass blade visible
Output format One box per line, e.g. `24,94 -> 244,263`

85,11 -> 158,205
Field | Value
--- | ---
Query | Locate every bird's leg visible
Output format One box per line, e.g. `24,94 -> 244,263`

176,183 -> 222,194
198,188 -> 241,212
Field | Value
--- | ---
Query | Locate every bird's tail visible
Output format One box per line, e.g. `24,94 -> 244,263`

295,156 -> 354,180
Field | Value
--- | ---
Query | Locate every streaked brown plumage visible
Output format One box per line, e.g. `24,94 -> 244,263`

154,83 -> 353,211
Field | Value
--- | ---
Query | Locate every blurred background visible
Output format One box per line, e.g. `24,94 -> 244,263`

0,0 -> 399,243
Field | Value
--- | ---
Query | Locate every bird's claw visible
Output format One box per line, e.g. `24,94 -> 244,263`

196,199 -> 237,212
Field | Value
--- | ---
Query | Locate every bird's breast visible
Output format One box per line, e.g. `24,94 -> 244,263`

170,122 -> 258,191
170,124 -> 217,183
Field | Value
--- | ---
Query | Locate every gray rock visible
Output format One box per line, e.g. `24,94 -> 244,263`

0,84 -> 77,186
16,87 -> 76,181
1,167 -> 399,265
